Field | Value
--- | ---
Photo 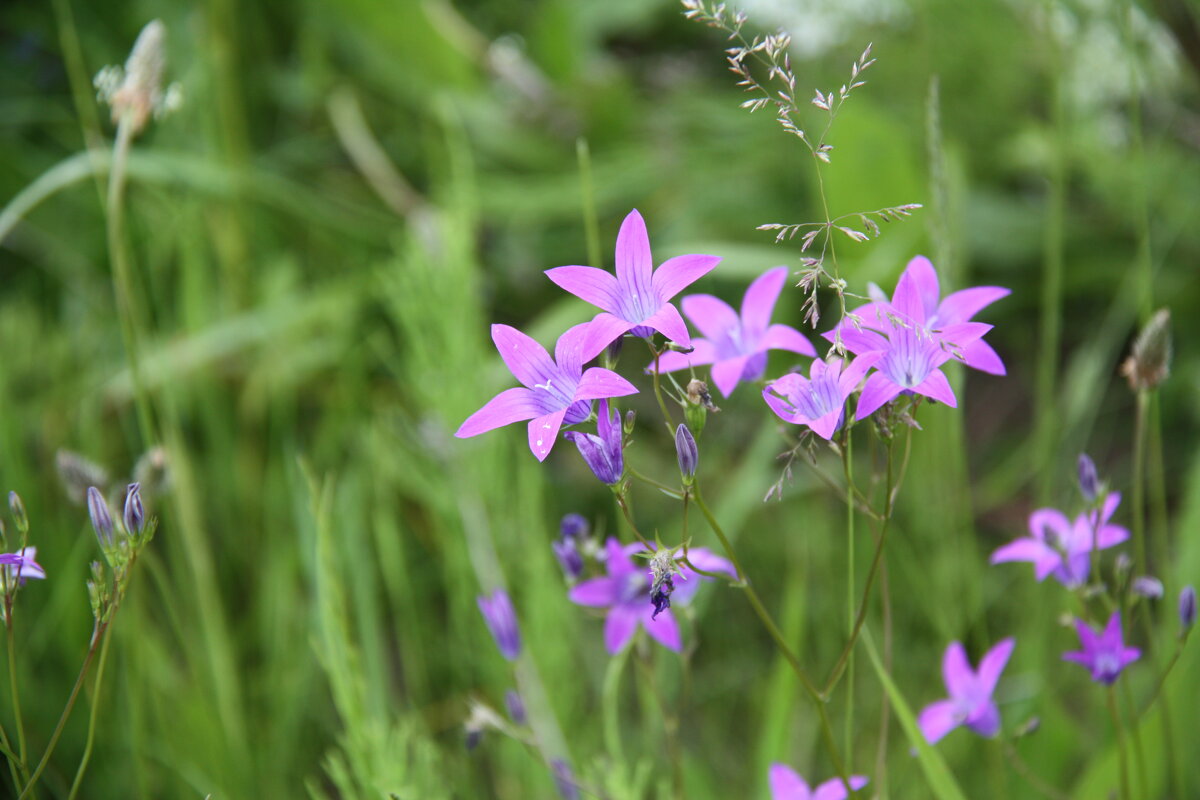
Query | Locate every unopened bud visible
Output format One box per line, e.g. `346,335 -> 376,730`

1121,308 -> 1171,391
674,424 -> 698,484
87,487 -> 115,548
1180,585 -> 1196,631
559,513 -> 588,539
623,409 -> 636,435
1131,576 -> 1163,599
1077,454 -> 1099,502
7,492 -> 27,534
552,538 -> 584,581
123,482 -> 145,535
504,689 -> 527,725
684,379 -> 719,437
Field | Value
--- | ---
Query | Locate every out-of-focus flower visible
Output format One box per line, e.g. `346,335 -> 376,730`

1120,308 -> 1171,391
559,513 -> 589,539
1131,576 -> 1163,599
1062,612 -> 1140,684
550,759 -> 580,800
456,323 -> 637,462
650,267 -> 815,397
990,494 -> 1129,587
93,20 -> 182,135
768,763 -> 869,800
546,209 -> 720,360
763,353 -> 881,440
1077,454 -> 1100,502
477,590 -> 522,661
552,538 -> 584,581
1179,585 -> 1196,631
0,547 -> 46,584
87,487 -> 116,548
564,399 -> 623,485
568,538 -> 733,653
504,689 -> 526,725
918,638 -> 1015,744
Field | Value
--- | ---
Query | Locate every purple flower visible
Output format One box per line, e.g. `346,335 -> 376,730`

768,764 -> 868,800
650,267 -> 815,397
990,493 -> 1129,587
550,759 -> 580,800
0,547 -> 46,584
552,537 -> 584,581
763,353 -> 881,440
1077,453 -> 1099,502
1180,585 -> 1197,630
1062,612 -> 1140,684
563,399 -> 623,485
87,486 -> 115,548
456,323 -> 638,462
847,255 -> 1009,375
559,513 -> 589,539
123,482 -> 145,534
674,424 -> 698,481
546,209 -> 720,361
477,589 -> 521,661
918,638 -> 1015,744
567,538 -> 734,653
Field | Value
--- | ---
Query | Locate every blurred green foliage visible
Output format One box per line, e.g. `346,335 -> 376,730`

0,0 -> 1196,797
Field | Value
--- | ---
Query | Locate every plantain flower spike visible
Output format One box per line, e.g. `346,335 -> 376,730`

94,20 -> 182,135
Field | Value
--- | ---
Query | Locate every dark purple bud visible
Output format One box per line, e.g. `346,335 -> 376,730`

623,409 -> 636,434
551,759 -> 580,800
650,577 -> 674,619
563,399 -> 623,485
7,491 -> 27,534
464,726 -> 483,752
675,424 -> 698,483
1180,585 -> 1196,630
649,549 -> 680,620
559,513 -> 589,540
477,590 -> 521,661
123,482 -> 145,535
1077,454 -> 1099,502
87,487 -> 115,548
504,689 -> 527,725
552,538 -> 584,581
1131,576 -> 1163,599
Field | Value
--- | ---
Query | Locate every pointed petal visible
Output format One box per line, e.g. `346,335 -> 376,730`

990,538 -> 1055,566
545,266 -> 620,313
527,409 -> 567,461
903,255 -> 941,319
1098,492 -> 1122,525
681,294 -> 739,341
808,408 -> 842,441
648,340 -> 718,374
580,313 -> 635,362
918,699 -> 959,744
768,763 -> 811,800
977,637 -> 1015,694
1029,508 -> 1072,542
642,607 -> 681,651
615,209 -> 653,301
739,266 -> 788,336
959,338 -> 1006,375
492,324 -> 556,389
891,266 -> 929,326
942,641 -> 974,699
653,254 -> 721,302
575,367 -> 638,401
555,322 -> 595,379
829,324 -> 890,355
913,369 -> 957,407
813,776 -> 869,800
710,356 -> 750,397
855,373 -> 902,420
568,577 -> 617,607
456,387 -> 542,437
1102,611 -> 1125,648
760,323 -> 817,356
604,607 -> 639,654
643,302 -> 692,348
937,322 -> 992,351
838,351 -> 882,394
1094,523 -> 1130,549
937,286 -> 1010,326
682,548 -> 736,579
965,700 -> 1001,738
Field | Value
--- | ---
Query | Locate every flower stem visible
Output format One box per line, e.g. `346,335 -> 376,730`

67,624 -> 115,799
1131,390 -> 1148,578
600,644 -> 628,767
1106,686 -> 1130,800
648,343 -> 675,435
5,614 -> 27,784
842,430 -> 855,765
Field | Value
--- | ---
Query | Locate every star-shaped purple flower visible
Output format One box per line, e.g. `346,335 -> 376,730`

567,537 -> 734,654
546,209 -> 721,361
649,266 -> 816,397
563,399 -> 623,485
990,493 -> 1129,587
1063,612 -> 1140,684
849,255 -> 1009,375
768,764 -> 868,800
763,353 -> 881,440
0,547 -> 46,584
456,323 -> 638,462
918,638 -> 1014,744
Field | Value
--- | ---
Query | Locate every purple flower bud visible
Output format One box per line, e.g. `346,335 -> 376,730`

551,759 -> 580,800
1180,585 -> 1196,630
504,689 -> 526,725
675,424 -> 698,482
477,590 -> 521,661
123,482 -> 145,535
87,487 -> 115,548
1131,576 -> 1163,599
552,538 -> 584,581
559,513 -> 589,540
563,399 -> 623,485
623,409 -> 636,434
1077,454 -> 1099,502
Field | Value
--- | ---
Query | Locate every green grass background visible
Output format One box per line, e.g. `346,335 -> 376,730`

0,0 -> 1197,796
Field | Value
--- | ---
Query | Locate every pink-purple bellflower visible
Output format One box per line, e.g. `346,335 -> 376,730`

1062,612 -> 1140,684
650,266 -> 815,397
990,493 -> 1129,587
563,399 -> 623,485
763,353 -> 881,440
768,764 -> 868,800
545,209 -> 720,361
568,537 -> 733,653
456,323 -> 637,461
918,638 -> 1015,744
0,547 -> 46,584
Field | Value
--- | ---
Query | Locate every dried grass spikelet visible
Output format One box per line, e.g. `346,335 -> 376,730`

1120,308 -> 1171,391
94,19 -> 182,135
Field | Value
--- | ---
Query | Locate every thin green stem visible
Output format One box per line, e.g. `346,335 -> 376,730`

601,645 -> 628,767
627,467 -> 684,498
1119,678 -> 1147,800
5,620 -> 26,779
648,343 -> 675,434
843,430 -> 855,766
1106,687 -> 1130,800
576,138 -> 602,271
1131,391 -> 1148,578
614,493 -> 653,550
67,624 -> 115,799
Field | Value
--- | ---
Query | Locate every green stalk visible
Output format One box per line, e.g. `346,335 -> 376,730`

66,626 -> 115,799
843,430 -> 855,766
5,620 -> 26,784
1131,391 -> 1148,578
1106,687 -> 1130,800
576,138 -> 603,270
601,645 -> 629,767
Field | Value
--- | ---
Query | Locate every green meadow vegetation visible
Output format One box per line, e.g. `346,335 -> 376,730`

0,0 -> 1197,797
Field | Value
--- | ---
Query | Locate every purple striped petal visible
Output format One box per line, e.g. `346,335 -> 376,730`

615,209 -> 653,302
545,266 -> 620,313
554,322 -> 594,380
575,367 -> 638,401
710,355 -> 750,397
768,764 -> 811,800
855,373 -> 903,419
959,339 -> 1006,375
641,606 -> 681,651
604,607 -> 640,653
942,641 -> 973,699
653,253 -> 720,302
813,776 -> 869,800
643,302 -> 691,348
891,266 -> 929,326
580,313 -> 636,362
491,324 -> 556,389
913,369 -> 957,407
568,576 -> 617,607
456,387 -> 542,438
977,638 -> 1015,695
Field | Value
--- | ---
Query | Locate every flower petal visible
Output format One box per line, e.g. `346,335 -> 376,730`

965,700 -> 1001,738
527,409 -> 568,461
854,372 -> 902,420
768,763 -> 811,800
681,294 -> 739,342
456,387 -> 542,438
568,577 -> 617,607
903,255 -> 941,319
759,324 -> 817,356
913,369 -> 957,407
918,699 -> 960,744
604,607 -> 640,654
891,266 -> 929,326
977,637 -> 1015,695
838,351 -> 882,395
942,641 -> 974,699
642,607 -> 681,651
615,209 -> 654,301
959,339 -> 1006,375
642,302 -> 692,348
580,313 -> 636,362
813,776 -> 870,800
555,322 -> 594,379
807,408 -> 843,441
491,324 -> 556,389
648,339 -> 719,374
710,355 -> 750,398
937,286 -> 1010,326
545,266 -> 621,314
1094,523 -> 1130,549
827,324 -> 890,355
652,253 -> 721,302
575,367 -> 638,401
990,538 -> 1055,566
739,266 -> 787,337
